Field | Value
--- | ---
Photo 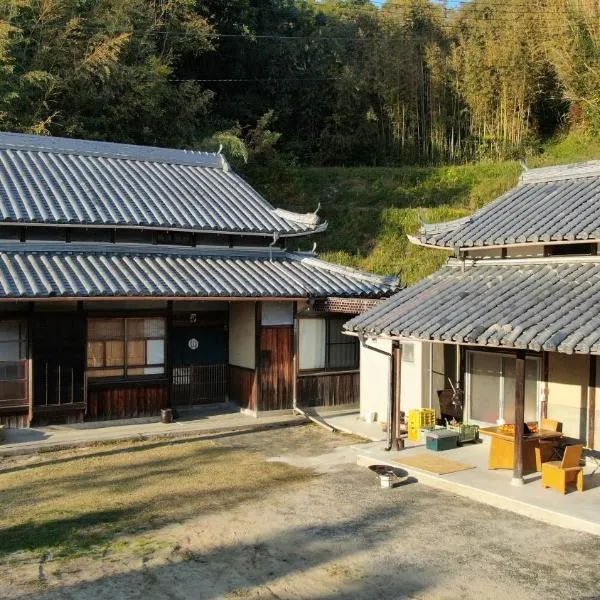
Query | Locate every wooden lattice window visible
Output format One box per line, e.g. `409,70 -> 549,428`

0,321 -> 28,408
87,318 -> 165,379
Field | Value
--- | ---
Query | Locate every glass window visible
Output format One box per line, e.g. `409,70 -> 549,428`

87,317 -> 165,379
298,316 -> 358,372
469,352 -> 502,423
468,351 -> 539,424
299,319 -> 326,370
327,317 -> 358,369
402,342 -> 415,363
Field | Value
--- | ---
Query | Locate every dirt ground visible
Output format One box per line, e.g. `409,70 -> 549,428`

1,424 -> 599,600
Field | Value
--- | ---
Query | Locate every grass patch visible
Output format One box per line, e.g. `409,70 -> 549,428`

0,438 -> 311,561
248,134 -> 600,284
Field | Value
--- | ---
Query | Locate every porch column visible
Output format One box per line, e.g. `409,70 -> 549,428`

511,350 -> 526,486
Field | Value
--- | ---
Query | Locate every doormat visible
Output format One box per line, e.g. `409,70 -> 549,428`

392,454 -> 476,475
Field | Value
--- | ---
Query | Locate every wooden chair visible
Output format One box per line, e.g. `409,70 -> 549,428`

536,419 -> 563,470
540,444 -> 585,494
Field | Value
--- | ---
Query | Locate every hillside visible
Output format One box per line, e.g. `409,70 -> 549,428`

249,136 -> 600,286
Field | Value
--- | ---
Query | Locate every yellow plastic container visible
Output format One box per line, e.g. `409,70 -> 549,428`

407,409 -> 437,441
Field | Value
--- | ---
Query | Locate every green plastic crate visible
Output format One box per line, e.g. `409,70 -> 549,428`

426,430 -> 459,451
445,422 -> 479,444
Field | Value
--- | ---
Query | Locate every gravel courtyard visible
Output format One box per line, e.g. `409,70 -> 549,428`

1,424 -> 599,600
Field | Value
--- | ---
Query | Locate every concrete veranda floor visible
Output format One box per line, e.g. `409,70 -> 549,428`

0,403 -> 306,456
356,435 -> 600,536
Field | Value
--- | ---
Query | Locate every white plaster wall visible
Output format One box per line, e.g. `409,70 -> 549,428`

401,341 -> 425,412
229,302 -> 255,369
359,338 -> 392,423
422,343 -> 446,416
547,353 -> 588,441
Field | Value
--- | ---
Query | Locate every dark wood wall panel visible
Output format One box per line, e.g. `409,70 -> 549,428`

87,384 -> 169,420
0,410 -> 29,428
259,327 -> 293,411
297,372 -> 359,408
229,365 -> 257,411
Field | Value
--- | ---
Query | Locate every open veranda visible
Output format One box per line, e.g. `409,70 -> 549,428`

0,424 -> 599,600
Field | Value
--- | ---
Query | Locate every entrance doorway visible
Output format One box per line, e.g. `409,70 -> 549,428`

171,322 -> 227,406
32,314 -> 86,407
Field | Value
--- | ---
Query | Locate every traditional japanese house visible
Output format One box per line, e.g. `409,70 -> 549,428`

0,132 -> 397,428
346,160 -> 600,483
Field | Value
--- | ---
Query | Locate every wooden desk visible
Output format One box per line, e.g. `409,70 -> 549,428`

479,426 -> 563,472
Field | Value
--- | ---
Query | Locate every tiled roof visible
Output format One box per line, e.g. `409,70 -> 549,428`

0,243 -> 397,299
0,132 -> 324,236
345,258 -> 600,354
419,161 -> 600,249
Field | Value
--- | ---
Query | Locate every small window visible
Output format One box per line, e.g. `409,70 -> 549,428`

546,243 -> 596,256
298,315 -> 358,372
401,342 -> 415,364
70,229 -> 112,243
26,227 -> 65,242
261,302 -> 294,326
87,317 -> 166,379
156,231 -> 194,246
115,229 -> 153,244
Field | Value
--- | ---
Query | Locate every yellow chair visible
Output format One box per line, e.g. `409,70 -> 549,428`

536,419 -> 563,470
540,444 -> 585,494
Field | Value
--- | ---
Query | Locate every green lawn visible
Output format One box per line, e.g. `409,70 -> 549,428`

249,134 -> 600,284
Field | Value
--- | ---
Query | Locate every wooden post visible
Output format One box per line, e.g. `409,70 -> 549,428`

512,351 -> 526,486
166,301 -> 173,408
541,351 -> 549,420
292,301 -> 299,411
254,301 -> 262,414
588,355 -> 596,450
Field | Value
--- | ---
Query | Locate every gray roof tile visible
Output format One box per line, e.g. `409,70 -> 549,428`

0,132 -> 324,236
0,243 -> 396,300
345,259 -> 600,354
420,161 -> 600,249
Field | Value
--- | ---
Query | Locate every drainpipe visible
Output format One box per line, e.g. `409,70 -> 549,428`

268,232 -> 280,262
359,334 -> 395,451
429,342 -> 434,410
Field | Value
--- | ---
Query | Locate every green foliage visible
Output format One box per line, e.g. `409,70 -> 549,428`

248,160 -> 521,283
0,0 -> 214,143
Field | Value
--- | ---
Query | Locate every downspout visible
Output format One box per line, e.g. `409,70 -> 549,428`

268,232 -> 280,262
429,342 -> 434,410
359,334 -> 395,451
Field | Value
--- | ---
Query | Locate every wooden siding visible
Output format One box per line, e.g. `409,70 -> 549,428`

229,365 -> 257,411
0,410 -> 29,428
259,326 -> 294,411
297,371 -> 359,408
87,383 -> 169,420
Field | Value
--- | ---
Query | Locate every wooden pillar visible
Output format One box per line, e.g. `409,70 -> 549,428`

292,301 -> 299,410
588,355 -> 596,450
254,301 -> 262,413
512,351 -> 526,486
166,300 -> 174,408
541,352 -> 549,419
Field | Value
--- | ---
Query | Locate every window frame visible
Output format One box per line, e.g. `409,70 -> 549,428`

297,314 -> 359,374
0,319 -> 29,408
86,316 -> 167,381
